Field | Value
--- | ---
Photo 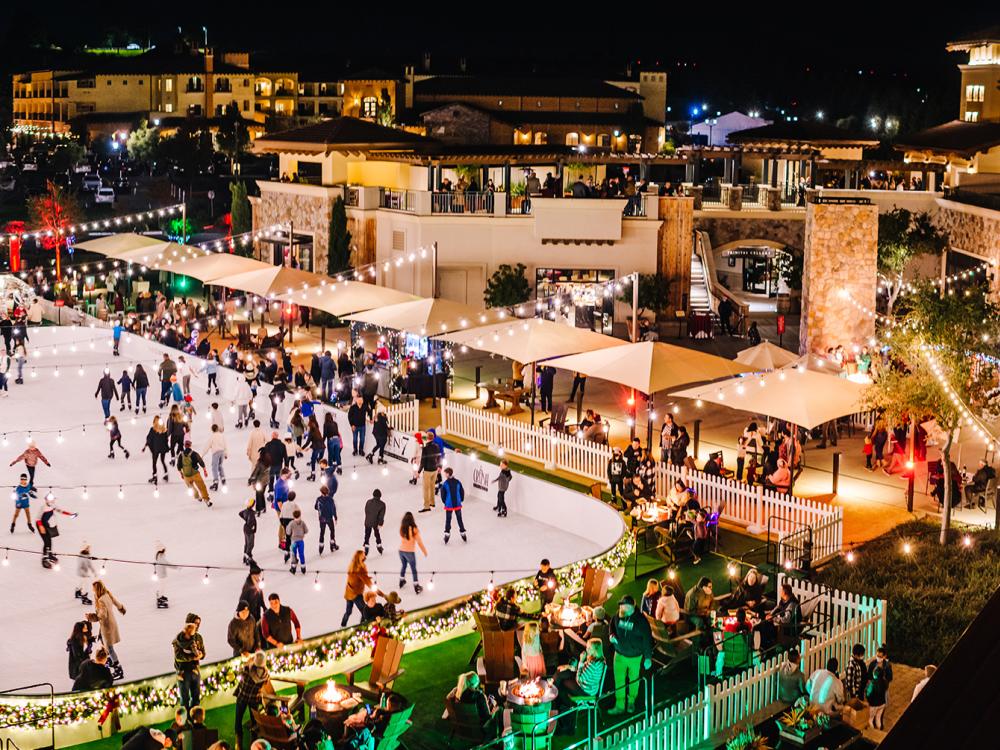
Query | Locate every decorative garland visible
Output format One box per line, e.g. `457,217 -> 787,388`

0,532 -> 634,731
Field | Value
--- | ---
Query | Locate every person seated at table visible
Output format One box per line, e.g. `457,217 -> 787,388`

538,617 -> 564,672
579,409 -> 596,431
703,453 -> 723,477
764,458 -> 792,492
730,568 -> 767,612
964,459 -> 996,508
671,491 -> 702,535
654,580 -> 681,630
691,509 -> 709,565
580,413 -> 606,443
494,587 -> 526,631
565,605 -> 610,658
519,621 -> 546,679
754,583 -> 800,650
637,456 -> 656,499
665,480 -> 689,513
713,607 -> 753,677
256,324 -> 268,348
640,579 -> 660,617
683,577 -> 714,634
444,672 -> 497,725
552,639 -> 606,734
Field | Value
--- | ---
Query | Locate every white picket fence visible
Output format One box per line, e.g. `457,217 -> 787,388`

440,400 -> 844,563
600,579 -> 887,749
385,399 -> 419,434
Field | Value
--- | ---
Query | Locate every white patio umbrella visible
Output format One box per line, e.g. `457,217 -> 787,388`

163,252 -> 272,282
209,265 -> 328,299
344,298 -> 501,335
671,367 -> 868,430
106,241 -> 204,268
71,233 -> 167,257
276,280 -> 420,317
735,341 -> 799,371
785,352 -> 844,375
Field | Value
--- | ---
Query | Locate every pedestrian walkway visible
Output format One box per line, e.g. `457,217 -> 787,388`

843,663 -> 925,741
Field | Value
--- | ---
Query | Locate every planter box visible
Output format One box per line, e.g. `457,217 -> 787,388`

777,724 -> 822,746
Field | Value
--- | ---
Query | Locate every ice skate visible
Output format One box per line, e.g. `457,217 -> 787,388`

235,421 -> 243,430
80,593 -> 93,605
364,545 -> 370,555
444,533 -> 450,545
399,578 -> 406,588
290,564 -> 297,574
366,453 -> 373,464
377,458 -> 387,465
163,473 -> 169,482
461,533 -> 468,542
318,545 -> 324,556
108,451 -> 115,458
307,473 -> 316,482
377,545 -> 383,555
120,404 -> 125,411
215,388 -> 220,396
75,589 -> 82,599
205,500 -> 213,508
408,477 -> 417,485
414,583 -> 423,594
9,523 -> 14,534
148,475 -> 157,484
330,542 -> 339,552
124,449 -> 130,459
299,565 -> 306,574
209,482 -> 219,491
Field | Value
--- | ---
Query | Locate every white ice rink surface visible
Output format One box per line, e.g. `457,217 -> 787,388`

1,326 -> 602,691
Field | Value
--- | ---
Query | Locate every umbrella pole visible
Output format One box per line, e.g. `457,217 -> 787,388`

646,393 -> 654,455
530,362 -> 537,426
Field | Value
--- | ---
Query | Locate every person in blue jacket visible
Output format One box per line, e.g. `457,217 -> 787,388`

10,473 -> 36,534
314,484 -> 339,554
117,369 -> 133,412
112,319 -> 122,357
440,467 -> 468,544
319,351 -> 337,402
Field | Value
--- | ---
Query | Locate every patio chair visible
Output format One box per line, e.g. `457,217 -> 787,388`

539,401 -> 569,432
375,702 -> 414,750
236,322 -> 253,350
564,661 -> 607,733
444,695 -> 498,746
645,614 -> 700,675
250,708 -> 299,750
261,675 -> 308,724
576,566 -> 612,608
183,727 -> 219,750
345,636 -> 406,698
964,477 -> 996,512
477,627 -> 518,691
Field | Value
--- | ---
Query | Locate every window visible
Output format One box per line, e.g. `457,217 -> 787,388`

107,80 -> 112,86
597,134 -> 610,147
565,132 -> 580,146
164,103 -> 174,113
164,78 -> 173,93
362,96 -> 378,118
965,111 -> 980,122
138,79 -> 144,85
78,78 -> 95,89
243,100 -> 249,111
966,84 -> 985,102
534,131 -> 547,145
122,79 -> 128,85
215,104 -> 226,116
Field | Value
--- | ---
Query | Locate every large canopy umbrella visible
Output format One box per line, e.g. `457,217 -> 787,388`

161,253 -> 271,282
105,242 -> 203,267
434,318 -> 624,424
735,341 -> 799,371
545,340 -> 757,444
72,233 -> 167,257
671,367 -> 867,431
276,280 -> 420,317
786,352 -> 845,375
344,298 -> 499,335
207,265 -> 328,299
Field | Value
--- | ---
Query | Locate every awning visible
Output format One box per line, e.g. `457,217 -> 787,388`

433,317 -> 624,363
344,298 -> 501,335
72,234 -> 167,257
787,352 -> 845,375
109,242 -> 204,267
163,253 -> 272,283
209,265 -> 329,299
544,340 -> 756,395
671,368 -> 867,430
735,341 -> 800,371
276,280 -> 420,317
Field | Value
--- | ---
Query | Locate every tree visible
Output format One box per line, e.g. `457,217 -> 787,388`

229,181 -> 252,239
484,263 -> 531,311
328,196 -> 352,276
376,88 -> 394,128
863,284 -> 1000,544
158,124 -> 214,196
26,180 -> 84,276
216,104 -> 250,171
877,208 -> 948,316
126,119 -> 160,166
49,141 -> 86,174
617,273 -> 671,319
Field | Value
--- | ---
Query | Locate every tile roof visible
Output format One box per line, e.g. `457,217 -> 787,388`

727,121 -> 878,146
894,120 -> 1000,157
254,117 -> 432,150
414,75 -> 642,100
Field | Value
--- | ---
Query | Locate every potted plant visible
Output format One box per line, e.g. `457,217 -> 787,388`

776,699 -> 832,746
725,725 -> 771,750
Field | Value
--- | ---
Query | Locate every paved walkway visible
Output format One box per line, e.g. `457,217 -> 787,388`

843,663 -> 925,741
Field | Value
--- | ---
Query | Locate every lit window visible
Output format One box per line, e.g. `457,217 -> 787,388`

965,111 -> 979,122
565,132 -> 579,146
165,78 -> 173,92
362,96 -> 378,118
966,84 -> 985,102
164,103 -> 174,113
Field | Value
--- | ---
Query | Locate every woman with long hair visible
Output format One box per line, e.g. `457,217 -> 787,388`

399,512 -> 428,594
132,363 -> 150,414
323,413 -> 342,475
91,580 -> 126,679
66,620 -> 92,680
167,404 -> 186,463
305,416 -> 325,481
341,550 -> 375,627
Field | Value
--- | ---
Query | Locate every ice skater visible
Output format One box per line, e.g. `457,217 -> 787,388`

133,363 -> 149,414
286,509 -> 309,574
94,368 -> 119,419
314,484 -> 338,555
89,580 -> 126,680
143,416 -> 170,485
492,459 -> 512,517
106,416 -> 130,459
37,492 -> 76,566
177,439 -> 212,507
76,543 -> 97,604
9,438 -> 51,486
398,512 -> 427,594
112,318 -> 123,356
234,378 -> 254,429
167,405 -> 187,464
363,488 -> 386,556
204,351 -> 220,396
278,490 -> 300,563
304,417 -> 325,481
239,498 -> 257,565
204,423 -> 228,491
10,473 -> 35,534
366,410 -> 390,465
117,369 -> 133,412
323,413 -> 343,475
440,468 -> 468,544
154,542 -> 171,609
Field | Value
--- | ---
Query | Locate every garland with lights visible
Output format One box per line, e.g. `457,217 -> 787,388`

0,532 -> 633,730
1,205 -> 184,244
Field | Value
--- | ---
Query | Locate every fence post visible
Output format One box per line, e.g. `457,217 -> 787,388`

752,484 -> 764,533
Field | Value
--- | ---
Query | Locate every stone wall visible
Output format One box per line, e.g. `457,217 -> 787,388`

254,184 -> 341,274
933,200 -> 1000,268
694,215 -> 806,253
657,197 -> 694,312
800,202 -> 878,354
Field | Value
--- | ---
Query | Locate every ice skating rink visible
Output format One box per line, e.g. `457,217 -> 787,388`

2,325 -> 612,690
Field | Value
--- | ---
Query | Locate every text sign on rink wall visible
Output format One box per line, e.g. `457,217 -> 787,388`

385,429 -> 416,463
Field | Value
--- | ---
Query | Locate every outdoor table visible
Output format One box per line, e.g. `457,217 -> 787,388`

503,677 -> 559,750
630,504 -> 672,554
482,384 -> 524,415
543,602 -> 594,631
303,680 -> 364,738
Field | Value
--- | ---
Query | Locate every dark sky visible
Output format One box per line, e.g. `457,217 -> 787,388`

1,3 -> 997,130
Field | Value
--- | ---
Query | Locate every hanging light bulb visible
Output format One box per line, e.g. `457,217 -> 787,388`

427,574 -> 435,591
99,560 -> 108,576
117,486 -> 124,500
313,574 -> 322,591
82,487 -> 89,500
203,569 -> 211,585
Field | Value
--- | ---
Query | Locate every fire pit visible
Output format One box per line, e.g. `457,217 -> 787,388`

544,601 -> 593,630
505,678 -> 558,749
302,680 -> 363,735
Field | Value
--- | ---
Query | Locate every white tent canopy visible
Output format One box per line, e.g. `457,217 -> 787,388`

344,298 -> 501,335
786,352 -> 844,375
164,253 -> 272,283
209,265 -> 329,299
544,340 -> 756,395
735,341 -> 799,371
72,234 -> 167,257
276,280 -> 421,317
106,242 -> 205,267
433,317 -> 624,363
671,367 -> 868,430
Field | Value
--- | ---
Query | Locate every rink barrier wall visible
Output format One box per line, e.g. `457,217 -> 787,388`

439,399 -> 844,563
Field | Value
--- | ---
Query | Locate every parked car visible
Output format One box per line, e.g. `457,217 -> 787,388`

72,162 -> 91,174
94,186 -> 116,204
21,160 -> 38,172
82,174 -> 102,191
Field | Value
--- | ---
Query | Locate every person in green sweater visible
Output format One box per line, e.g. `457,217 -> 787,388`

608,595 -> 653,714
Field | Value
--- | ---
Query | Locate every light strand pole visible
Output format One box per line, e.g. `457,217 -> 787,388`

630,272 -> 639,443
432,241 -> 439,299
287,221 -> 294,343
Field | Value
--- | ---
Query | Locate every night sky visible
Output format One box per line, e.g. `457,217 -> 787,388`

1,3 -> 997,131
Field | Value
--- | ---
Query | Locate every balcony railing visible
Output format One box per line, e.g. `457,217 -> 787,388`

186,83 -> 205,93
505,193 -> 648,217
214,82 -> 232,93
274,87 -> 296,97
378,188 -> 416,212
431,191 -> 495,214
943,186 -> 1000,212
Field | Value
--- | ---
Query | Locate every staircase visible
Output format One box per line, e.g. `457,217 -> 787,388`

689,252 -> 713,314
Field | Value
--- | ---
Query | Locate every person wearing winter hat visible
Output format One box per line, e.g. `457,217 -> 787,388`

228,600 -> 260,657
38,493 -> 77,566
178,439 -> 212,507
234,652 -> 270,750
76,542 -> 97,604
172,613 -> 205,709
154,543 -> 171,609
